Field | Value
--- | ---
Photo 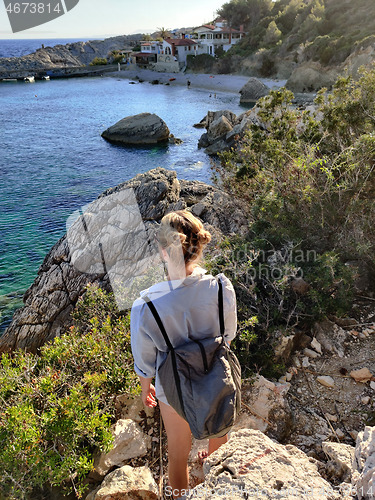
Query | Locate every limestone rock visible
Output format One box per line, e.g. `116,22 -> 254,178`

313,319 -> 347,357
206,109 -> 237,128
91,465 -> 158,500
188,429 -> 341,499
322,441 -> 355,482
236,376 -> 292,442
311,337 -> 322,354
207,115 -> 233,143
1,168 -> 248,353
286,62 -> 339,93
317,376 -> 335,388
93,419 -> 150,479
352,426 -> 375,499
304,347 -> 320,358
273,333 -> 295,362
239,77 -> 269,104
101,113 -> 170,145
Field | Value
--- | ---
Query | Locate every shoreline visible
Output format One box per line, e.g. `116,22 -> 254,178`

105,68 -> 287,95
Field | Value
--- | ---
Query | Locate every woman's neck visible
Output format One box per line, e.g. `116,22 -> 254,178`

167,263 -> 197,281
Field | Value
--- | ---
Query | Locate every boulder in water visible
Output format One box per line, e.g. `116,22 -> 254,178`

101,112 -> 170,145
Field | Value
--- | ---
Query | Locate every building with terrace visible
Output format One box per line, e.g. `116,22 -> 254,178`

193,18 -> 245,56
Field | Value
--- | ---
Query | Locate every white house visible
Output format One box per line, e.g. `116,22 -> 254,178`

133,40 -> 163,65
193,18 -> 245,56
162,38 -> 198,65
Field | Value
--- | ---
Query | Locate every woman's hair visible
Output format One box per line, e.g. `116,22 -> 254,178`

157,210 -> 211,266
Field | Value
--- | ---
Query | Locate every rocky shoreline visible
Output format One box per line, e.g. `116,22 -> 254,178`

0,168 -> 248,354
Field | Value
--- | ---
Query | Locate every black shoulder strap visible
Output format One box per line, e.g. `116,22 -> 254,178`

218,277 -> 225,337
143,276 -> 225,341
143,297 -> 174,351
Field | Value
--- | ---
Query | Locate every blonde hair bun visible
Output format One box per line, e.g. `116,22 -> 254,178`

158,210 -> 211,265
197,228 -> 211,246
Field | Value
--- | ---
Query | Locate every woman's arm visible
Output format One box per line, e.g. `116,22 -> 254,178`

139,376 -> 157,408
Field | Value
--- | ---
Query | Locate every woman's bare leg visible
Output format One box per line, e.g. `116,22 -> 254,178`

198,434 -> 228,463
159,401 -> 192,499
208,434 -> 228,455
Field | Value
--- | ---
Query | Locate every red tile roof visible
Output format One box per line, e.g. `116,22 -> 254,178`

219,27 -> 242,33
164,38 -> 197,46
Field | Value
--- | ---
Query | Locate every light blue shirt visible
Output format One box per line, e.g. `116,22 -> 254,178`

130,266 -> 237,404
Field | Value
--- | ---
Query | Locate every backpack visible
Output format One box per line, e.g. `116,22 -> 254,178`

143,277 -> 241,440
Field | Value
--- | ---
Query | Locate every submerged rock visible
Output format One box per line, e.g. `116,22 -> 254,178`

101,112 -> 170,145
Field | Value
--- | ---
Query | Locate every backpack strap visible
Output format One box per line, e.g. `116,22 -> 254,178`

217,277 -> 225,337
143,296 -> 174,351
143,276 -> 225,343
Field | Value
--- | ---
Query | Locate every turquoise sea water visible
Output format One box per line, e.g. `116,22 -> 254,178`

0,73 -> 247,332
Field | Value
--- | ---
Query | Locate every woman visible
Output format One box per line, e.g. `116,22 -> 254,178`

130,210 -> 237,499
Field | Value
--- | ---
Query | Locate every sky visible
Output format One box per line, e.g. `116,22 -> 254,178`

0,0 -> 226,39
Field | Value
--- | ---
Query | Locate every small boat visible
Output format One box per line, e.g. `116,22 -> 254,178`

41,75 -> 50,80
2,78 -> 17,82
24,76 -> 35,83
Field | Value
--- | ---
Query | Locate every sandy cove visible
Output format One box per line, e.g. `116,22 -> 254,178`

105,67 -> 286,94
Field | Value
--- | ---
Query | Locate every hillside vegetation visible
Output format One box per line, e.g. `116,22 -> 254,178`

215,0 -> 375,79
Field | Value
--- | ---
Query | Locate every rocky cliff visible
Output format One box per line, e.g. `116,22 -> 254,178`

0,35 -> 139,76
0,168 -> 248,354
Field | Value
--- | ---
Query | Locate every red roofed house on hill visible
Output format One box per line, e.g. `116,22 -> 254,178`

162,38 -> 198,65
193,18 -> 245,56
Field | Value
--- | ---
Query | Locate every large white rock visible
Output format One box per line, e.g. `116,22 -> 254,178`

188,429 -> 340,499
352,426 -> 375,499
93,419 -> 150,478
90,465 -> 158,500
234,376 -> 292,442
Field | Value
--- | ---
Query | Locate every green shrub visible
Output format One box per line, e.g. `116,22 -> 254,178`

216,68 -> 375,268
89,57 -> 108,66
0,285 -> 138,499
204,235 -> 354,379
186,54 -> 216,72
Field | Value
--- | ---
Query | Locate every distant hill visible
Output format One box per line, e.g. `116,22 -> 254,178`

215,0 -> 375,90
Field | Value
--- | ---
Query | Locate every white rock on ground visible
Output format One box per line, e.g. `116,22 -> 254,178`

234,375 -> 292,442
317,376 -> 335,388
188,429 -> 341,499
311,337 -> 322,354
93,419 -> 150,478
88,465 -> 158,500
322,441 -> 355,482
351,426 -> 375,499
